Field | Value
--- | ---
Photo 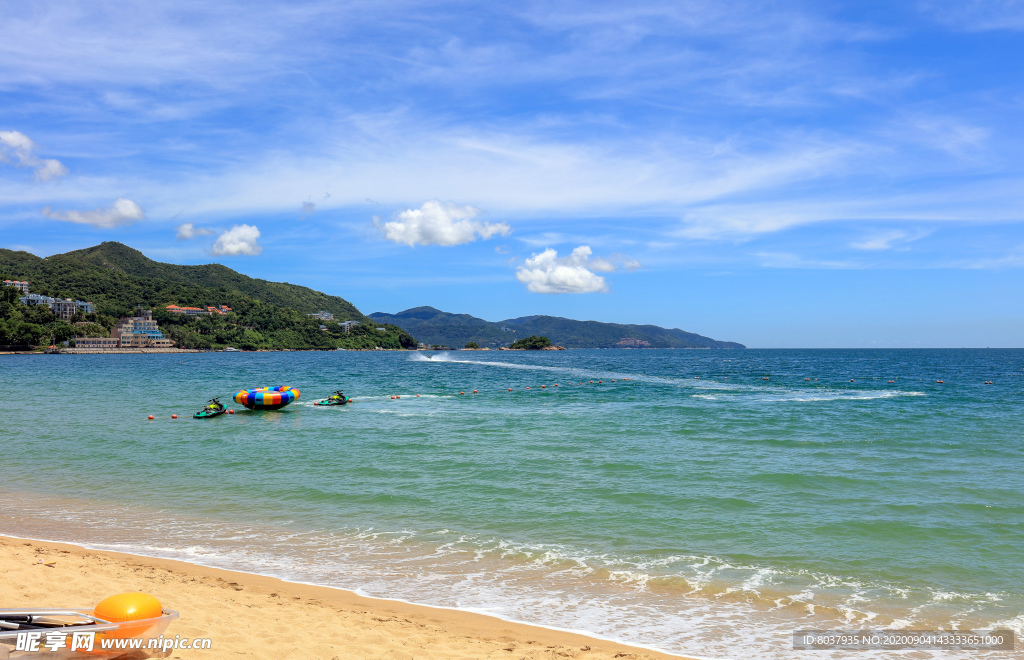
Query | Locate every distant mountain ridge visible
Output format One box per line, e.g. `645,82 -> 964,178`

369,306 -> 745,349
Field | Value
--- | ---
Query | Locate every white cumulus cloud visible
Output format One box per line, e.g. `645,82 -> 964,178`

211,224 -> 262,256
515,245 -> 640,294
176,222 -> 216,240
0,130 -> 68,181
375,200 -> 510,247
41,197 -> 145,228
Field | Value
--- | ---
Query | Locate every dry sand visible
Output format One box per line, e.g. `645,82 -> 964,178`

1,536 -> 693,660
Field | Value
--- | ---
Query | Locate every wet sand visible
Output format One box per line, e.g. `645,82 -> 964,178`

1,535 -> 696,660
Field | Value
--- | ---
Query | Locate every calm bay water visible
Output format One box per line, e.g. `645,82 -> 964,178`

1,349 -> 1022,658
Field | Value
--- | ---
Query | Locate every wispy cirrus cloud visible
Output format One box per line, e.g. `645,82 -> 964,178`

917,1 -> 1024,31
850,229 -> 931,251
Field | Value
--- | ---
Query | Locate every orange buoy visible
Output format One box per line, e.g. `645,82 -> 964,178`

171,414 -> 177,419
850,379 -> 855,382
508,388 -> 512,391
473,390 -> 478,394
554,383 -> 559,386
937,380 -> 944,384
460,391 -> 465,395
416,394 -> 421,397
228,409 -> 234,414
396,395 -> 401,399
541,385 -> 546,388
763,377 -> 769,380
526,387 -> 530,390
390,396 -> 395,399
805,378 -> 810,381
598,380 -> 602,384
147,415 -> 154,420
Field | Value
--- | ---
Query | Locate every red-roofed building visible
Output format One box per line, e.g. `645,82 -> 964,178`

3,280 -> 29,294
166,304 -> 211,316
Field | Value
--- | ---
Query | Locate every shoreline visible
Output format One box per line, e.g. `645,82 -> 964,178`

1,534 -> 699,660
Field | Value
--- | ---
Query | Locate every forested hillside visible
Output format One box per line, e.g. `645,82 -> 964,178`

0,243 -> 414,350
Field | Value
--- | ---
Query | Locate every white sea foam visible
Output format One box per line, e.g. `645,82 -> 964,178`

2,488 -> 1015,660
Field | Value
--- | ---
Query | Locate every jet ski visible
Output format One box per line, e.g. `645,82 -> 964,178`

313,390 -> 349,406
193,397 -> 226,419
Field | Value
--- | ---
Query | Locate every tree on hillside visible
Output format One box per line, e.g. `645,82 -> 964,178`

464,341 -> 480,349
509,335 -> 551,350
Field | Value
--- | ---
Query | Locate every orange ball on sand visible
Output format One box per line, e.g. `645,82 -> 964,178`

95,592 -> 163,622
94,592 -> 163,639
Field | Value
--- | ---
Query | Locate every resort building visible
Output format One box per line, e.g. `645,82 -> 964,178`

111,306 -> 175,348
338,320 -> 360,333
3,280 -> 30,294
309,311 -> 335,321
49,299 -> 80,320
18,294 -> 95,317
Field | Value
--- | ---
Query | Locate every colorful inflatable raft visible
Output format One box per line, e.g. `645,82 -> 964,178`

233,386 -> 300,410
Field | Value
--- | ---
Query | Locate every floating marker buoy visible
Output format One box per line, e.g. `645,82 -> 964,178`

850,379 -> 855,382
763,377 -> 769,380
541,385 -> 546,388
554,383 -> 559,386
460,391 -> 465,395
390,396 -> 395,399
417,394 -> 421,397
396,395 -> 400,399
508,388 -> 512,391
805,378 -> 810,381
171,414 -> 177,419
936,380 -> 944,384
526,387 -> 530,390
147,415 -> 154,420
228,409 -> 234,414
473,390 -> 477,394
589,381 -> 593,383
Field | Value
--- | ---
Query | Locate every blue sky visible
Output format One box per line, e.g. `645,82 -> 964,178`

1,0 -> 1022,347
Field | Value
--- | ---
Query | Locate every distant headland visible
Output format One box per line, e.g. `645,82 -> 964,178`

1,242 -> 744,352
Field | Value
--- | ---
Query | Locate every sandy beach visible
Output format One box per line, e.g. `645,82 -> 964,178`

1,536 -> 691,660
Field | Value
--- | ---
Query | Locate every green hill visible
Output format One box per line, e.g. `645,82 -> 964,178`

369,307 -> 745,349
0,242 -> 414,351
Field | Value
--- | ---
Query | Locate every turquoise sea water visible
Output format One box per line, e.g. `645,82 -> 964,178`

1,349 -> 1022,658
